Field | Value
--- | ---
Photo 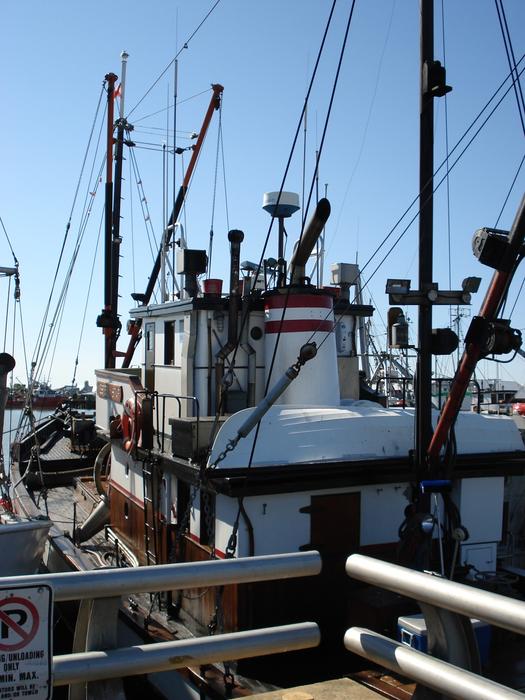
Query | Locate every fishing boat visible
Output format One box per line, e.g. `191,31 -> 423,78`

0,351 -> 50,575
10,0 -> 525,696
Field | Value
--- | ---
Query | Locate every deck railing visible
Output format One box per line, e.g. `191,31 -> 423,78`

345,554 -> 525,699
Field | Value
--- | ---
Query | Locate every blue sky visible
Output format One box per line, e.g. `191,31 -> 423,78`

1,0 -> 524,390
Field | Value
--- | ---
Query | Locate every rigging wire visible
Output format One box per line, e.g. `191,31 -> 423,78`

129,148 -> 159,266
495,153 -> 525,227
129,149 -> 136,292
440,0 -> 453,326
35,157 -> 106,387
2,276 -> 11,353
72,210 -> 104,386
353,56 -> 525,296
127,1 -> 223,119
31,85 -> 106,377
207,101 -> 222,277
249,0 -> 338,285
248,0 -> 357,469
220,118 -> 230,232
490,2 -> 525,320
133,89 -> 211,124
307,62 -> 525,356
203,0 -> 339,464
327,0 -> 396,254
494,0 -> 525,136
0,216 -> 18,265
509,262 -> 525,318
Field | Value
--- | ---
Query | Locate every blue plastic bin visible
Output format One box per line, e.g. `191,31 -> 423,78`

397,614 -> 491,665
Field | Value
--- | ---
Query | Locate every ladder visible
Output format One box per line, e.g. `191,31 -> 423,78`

142,461 -> 159,566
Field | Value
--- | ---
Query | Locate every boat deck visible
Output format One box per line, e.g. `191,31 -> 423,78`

41,479 -> 115,565
253,675 -> 411,699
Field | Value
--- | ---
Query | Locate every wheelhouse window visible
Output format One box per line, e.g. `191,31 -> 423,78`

164,320 -> 175,365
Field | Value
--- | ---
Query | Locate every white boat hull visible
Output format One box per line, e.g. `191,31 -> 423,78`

0,513 -> 51,576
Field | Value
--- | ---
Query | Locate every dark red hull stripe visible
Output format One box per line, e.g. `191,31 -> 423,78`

265,294 -> 333,309
265,319 -> 334,334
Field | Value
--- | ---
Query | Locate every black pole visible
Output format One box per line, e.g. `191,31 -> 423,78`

278,217 -> 285,286
110,117 -> 126,340
103,73 -> 117,369
416,0 -> 434,473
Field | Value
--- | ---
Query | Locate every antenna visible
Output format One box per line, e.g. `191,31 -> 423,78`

262,191 -> 300,286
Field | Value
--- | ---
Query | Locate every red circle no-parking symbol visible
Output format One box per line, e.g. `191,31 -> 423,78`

0,596 -> 39,651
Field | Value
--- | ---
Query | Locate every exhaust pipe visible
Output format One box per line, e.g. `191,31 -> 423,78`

290,198 -> 331,284
215,230 -> 244,412
217,229 -> 244,361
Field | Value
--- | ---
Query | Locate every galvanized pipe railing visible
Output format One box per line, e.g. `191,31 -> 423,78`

0,551 -> 321,602
346,553 -> 525,634
344,628 -> 523,700
54,623 -> 320,686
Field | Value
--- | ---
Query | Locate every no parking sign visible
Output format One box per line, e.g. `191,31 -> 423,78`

0,586 -> 52,700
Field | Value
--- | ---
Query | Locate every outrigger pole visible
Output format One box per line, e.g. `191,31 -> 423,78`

428,193 -> 525,463
121,83 -> 224,368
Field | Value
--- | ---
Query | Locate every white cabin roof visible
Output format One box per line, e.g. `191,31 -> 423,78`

208,401 -> 524,469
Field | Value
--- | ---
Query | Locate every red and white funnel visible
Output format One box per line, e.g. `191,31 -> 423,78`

264,290 -> 340,406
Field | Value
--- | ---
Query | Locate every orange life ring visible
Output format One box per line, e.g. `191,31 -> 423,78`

121,397 -> 142,453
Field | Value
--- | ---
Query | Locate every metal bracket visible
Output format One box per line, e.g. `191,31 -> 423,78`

388,289 -> 471,306
69,596 -> 126,700
413,602 -> 481,700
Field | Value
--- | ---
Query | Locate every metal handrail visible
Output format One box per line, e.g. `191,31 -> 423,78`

346,554 -> 525,634
344,627 -> 522,700
155,392 -> 200,453
5,552 -> 320,694
345,554 -> 525,699
54,624 -> 320,686
1,551 -> 321,602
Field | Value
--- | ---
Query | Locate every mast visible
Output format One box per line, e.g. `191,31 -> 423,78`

100,72 -> 117,369
110,51 -> 129,352
121,84 -> 224,368
97,55 -> 131,368
111,51 -> 128,344
415,0 -> 435,472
